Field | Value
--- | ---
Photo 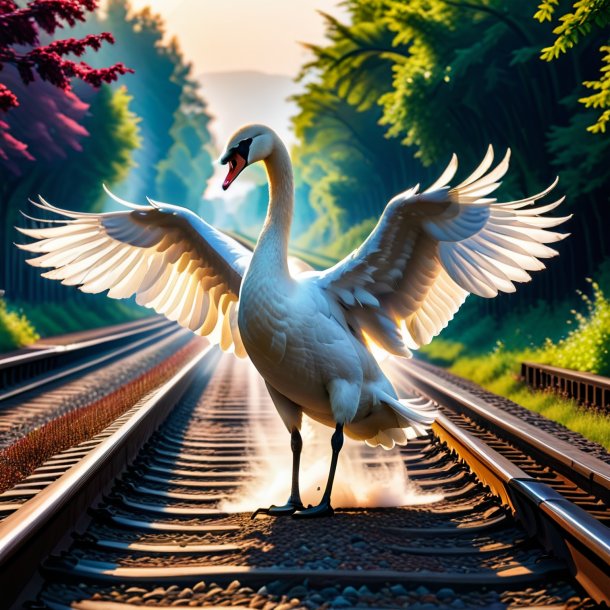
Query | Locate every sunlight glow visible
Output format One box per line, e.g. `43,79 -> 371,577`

219,360 -> 443,512
121,0 -> 348,76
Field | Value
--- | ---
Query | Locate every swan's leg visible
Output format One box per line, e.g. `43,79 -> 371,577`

293,423 -> 344,519
251,428 -> 304,518
287,427 -> 304,505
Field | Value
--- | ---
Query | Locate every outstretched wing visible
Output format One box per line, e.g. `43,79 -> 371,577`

17,191 -> 252,357
314,147 -> 570,357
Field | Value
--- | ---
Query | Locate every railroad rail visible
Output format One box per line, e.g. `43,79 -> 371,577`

0,352 -> 606,609
521,360 -> 610,411
0,316 -> 172,398
0,340 -> 215,608
390,358 -> 610,601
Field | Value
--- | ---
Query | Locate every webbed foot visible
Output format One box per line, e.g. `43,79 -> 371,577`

292,501 -> 335,519
251,500 -> 305,519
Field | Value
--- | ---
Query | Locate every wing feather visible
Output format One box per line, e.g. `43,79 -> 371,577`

18,194 -> 252,355
314,147 -> 569,354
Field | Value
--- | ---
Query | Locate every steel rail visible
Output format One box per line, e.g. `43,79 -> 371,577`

433,413 -> 610,603
392,360 -> 610,603
393,359 -> 610,503
0,317 -> 171,395
0,323 -> 179,404
0,343 -> 217,608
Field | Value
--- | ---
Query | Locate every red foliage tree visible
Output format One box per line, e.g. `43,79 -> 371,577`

0,65 -> 89,173
0,0 -> 132,112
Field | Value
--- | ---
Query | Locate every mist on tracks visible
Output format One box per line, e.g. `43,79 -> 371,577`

219,361 -> 443,512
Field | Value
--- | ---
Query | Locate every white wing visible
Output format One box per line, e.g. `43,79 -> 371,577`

314,147 -> 570,357
17,192 -> 252,357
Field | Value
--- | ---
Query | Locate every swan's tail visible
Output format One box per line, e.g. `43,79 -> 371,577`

365,392 -> 437,450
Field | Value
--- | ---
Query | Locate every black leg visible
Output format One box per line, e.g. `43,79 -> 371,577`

288,427 -> 303,505
251,428 -> 305,518
293,423 -> 344,518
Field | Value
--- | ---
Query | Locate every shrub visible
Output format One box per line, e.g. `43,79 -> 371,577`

534,280 -> 610,375
0,298 -> 39,352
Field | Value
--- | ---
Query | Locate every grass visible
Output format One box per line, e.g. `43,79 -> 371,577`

0,298 -> 39,352
0,339 -> 203,494
420,277 -> 610,451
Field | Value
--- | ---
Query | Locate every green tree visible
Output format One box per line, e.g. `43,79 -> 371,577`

293,0 -> 609,314
293,6 -> 431,255
535,0 -> 610,132
79,2 -> 215,206
155,40 -> 214,213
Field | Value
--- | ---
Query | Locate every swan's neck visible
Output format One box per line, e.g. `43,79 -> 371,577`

253,138 -> 293,277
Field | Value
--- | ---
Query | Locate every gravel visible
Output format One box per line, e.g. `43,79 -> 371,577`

40,578 -> 598,609
0,329 -> 192,449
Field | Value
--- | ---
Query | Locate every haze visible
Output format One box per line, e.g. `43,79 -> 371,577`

126,0 -> 347,76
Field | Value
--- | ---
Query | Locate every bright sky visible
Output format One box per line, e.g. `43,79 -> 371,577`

126,0 -> 347,76
121,0 -> 347,202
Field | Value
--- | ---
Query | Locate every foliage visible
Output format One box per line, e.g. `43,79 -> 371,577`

0,298 -> 38,351
317,217 -> 376,260
420,272 -> 610,449
155,41 -> 214,212
293,7 -> 431,248
0,339 -> 203,493
72,84 -> 140,209
534,0 -> 610,132
77,1 -> 215,205
0,65 -> 90,172
0,0 -> 130,109
0,83 -> 140,302
294,0 -> 609,320
0,0 -> 131,160
536,280 -> 610,374
20,297 -> 148,340
579,45 -> 610,133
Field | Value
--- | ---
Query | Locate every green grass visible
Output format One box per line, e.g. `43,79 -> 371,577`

0,298 -> 39,352
420,276 -> 610,451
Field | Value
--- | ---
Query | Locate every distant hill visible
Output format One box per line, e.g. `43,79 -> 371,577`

197,70 -> 301,152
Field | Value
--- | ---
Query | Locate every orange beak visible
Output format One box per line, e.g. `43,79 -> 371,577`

222,153 -> 247,190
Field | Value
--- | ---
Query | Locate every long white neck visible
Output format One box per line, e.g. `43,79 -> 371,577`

252,135 -> 294,277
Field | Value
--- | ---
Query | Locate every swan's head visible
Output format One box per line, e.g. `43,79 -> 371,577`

220,124 -> 274,190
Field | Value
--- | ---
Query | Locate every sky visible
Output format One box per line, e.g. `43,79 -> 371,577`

126,0 -> 347,76
123,0 -> 347,200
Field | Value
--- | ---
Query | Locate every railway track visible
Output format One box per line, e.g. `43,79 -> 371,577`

0,316 -> 174,402
0,351 -> 607,609
0,317 -> 200,518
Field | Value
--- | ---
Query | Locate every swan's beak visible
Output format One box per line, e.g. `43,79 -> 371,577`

221,153 -> 247,191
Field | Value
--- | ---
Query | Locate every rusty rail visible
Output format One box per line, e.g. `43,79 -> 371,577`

520,361 -> 610,410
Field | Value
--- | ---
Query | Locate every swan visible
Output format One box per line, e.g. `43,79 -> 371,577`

17,124 -> 570,518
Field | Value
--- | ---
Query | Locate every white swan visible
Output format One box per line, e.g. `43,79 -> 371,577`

17,124 -> 570,517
